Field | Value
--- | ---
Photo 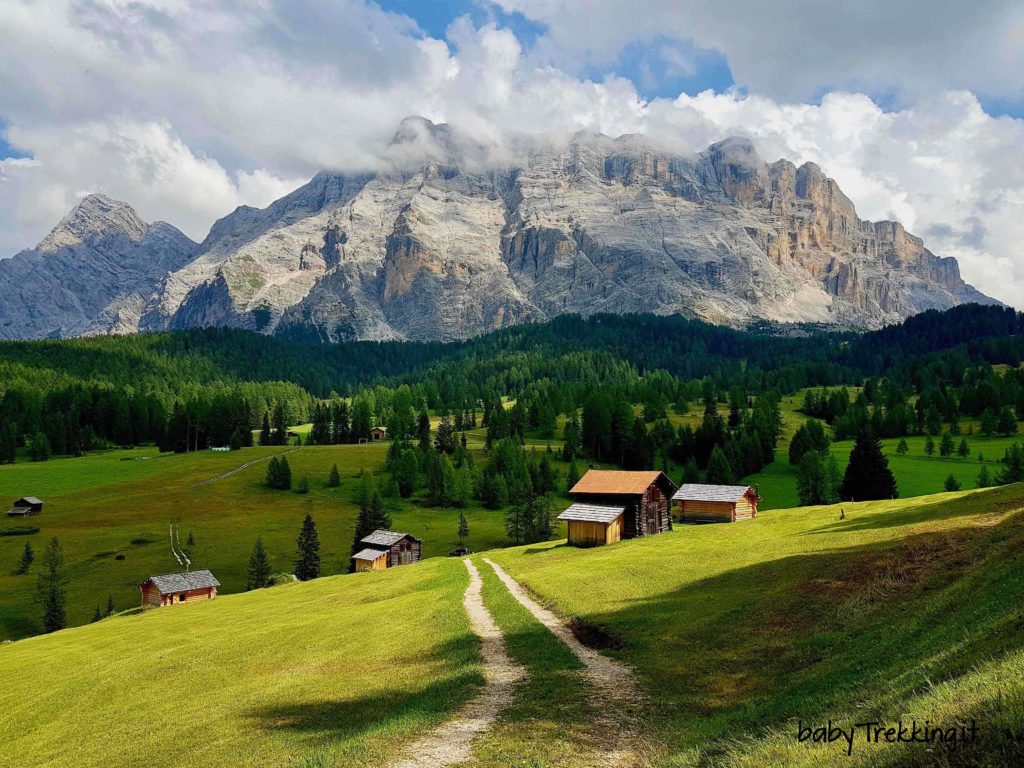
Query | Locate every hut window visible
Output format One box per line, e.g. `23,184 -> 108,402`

178,594 -> 186,603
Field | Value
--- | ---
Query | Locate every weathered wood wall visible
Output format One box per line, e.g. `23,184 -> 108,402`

355,553 -> 388,572
567,516 -> 623,547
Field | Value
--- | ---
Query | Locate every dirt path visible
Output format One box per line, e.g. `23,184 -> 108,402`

483,557 -> 647,767
191,448 -> 298,487
390,559 -> 527,768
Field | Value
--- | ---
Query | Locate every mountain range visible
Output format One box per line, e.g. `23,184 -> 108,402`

0,117 -> 998,342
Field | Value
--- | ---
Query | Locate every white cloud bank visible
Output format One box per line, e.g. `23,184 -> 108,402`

0,0 -> 1022,307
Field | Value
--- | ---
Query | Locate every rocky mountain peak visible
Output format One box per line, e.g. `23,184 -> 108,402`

37,193 -> 148,253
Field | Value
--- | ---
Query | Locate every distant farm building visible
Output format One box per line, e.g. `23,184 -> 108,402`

352,529 -> 422,572
140,569 -> 220,608
563,470 -> 677,545
369,426 -> 388,441
673,484 -> 761,523
6,497 -> 43,517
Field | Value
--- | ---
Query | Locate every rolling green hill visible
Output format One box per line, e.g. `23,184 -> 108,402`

3,484 -> 1024,767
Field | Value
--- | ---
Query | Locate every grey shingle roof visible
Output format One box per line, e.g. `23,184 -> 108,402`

672,484 -> 758,503
144,569 -> 220,595
352,548 -> 388,561
557,503 -> 626,524
16,497 -> 43,506
360,529 -> 419,547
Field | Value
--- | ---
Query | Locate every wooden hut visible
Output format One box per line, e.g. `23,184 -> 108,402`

351,529 -> 422,571
672,484 -> 761,523
568,470 -> 677,541
557,503 -> 625,546
140,569 -> 220,608
6,497 -> 43,517
351,548 -> 389,572
369,426 -> 388,441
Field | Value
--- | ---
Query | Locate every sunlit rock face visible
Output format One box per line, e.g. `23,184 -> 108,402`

2,119 -> 996,343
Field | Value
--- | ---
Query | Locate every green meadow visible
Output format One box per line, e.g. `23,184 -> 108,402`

0,557 -> 479,768
0,443 -> 567,640
488,483 -> 1024,767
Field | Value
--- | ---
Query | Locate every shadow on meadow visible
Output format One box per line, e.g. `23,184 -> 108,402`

556,491 -> 1024,764
801,488 -> 1024,536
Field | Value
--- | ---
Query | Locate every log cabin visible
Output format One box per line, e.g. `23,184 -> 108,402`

672,484 -> 761,523
566,470 -> 677,544
369,426 -> 388,441
351,529 -> 422,571
6,497 -> 43,517
351,548 -> 389,572
557,503 -> 625,546
139,569 -> 220,608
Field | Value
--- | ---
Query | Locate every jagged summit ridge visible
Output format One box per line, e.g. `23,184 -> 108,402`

0,120 -> 999,342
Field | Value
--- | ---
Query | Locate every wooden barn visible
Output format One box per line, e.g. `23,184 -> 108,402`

6,497 -> 43,517
557,503 -> 625,547
140,569 -> 220,608
351,529 -> 422,571
351,548 -> 389,572
369,426 -> 388,441
567,470 -> 677,543
673,484 -> 761,523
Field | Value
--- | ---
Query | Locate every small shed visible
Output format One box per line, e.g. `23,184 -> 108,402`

569,470 -> 677,539
557,503 -> 625,546
6,497 -> 43,517
352,529 -> 422,571
140,569 -> 220,608
673,484 -> 761,523
369,426 -> 388,441
352,548 -> 389,572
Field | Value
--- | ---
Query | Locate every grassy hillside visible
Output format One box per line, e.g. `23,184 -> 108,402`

487,483 -> 1024,766
0,443 -> 563,640
0,558 -> 478,768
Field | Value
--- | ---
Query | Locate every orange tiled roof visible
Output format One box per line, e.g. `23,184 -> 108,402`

570,470 -> 664,496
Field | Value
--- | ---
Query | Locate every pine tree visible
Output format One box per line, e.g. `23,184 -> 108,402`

349,475 -> 390,571
328,463 -> 341,487
944,474 -> 961,492
417,409 -> 432,452
259,412 -> 272,446
0,424 -> 16,464
939,431 -> 955,457
294,515 -> 321,581
996,444 -> 1024,485
37,536 -> 67,633
565,460 -> 580,494
92,605 -> 102,623
997,406 -> 1019,436
294,474 -> 310,494
896,438 -> 909,456
705,446 -> 735,484
457,510 -> 469,545
29,431 -> 51,462
840,429 -> 899,502
924,436 -> 935,456
15,541 -> 34,574
106,594 -> 115,616
247,537 -> 272,590
272,403 -> 288,445
278,456 -> 292,490
977,464 -> 992,488
395,450 -> 419,498
680,457 -> 701,484
796,450 -> 841,506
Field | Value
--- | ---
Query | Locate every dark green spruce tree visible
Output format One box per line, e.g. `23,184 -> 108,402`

37,536 -> 68,633
840,429 -> 899,501
247,536 -> 272,590
294,515 -> 321,581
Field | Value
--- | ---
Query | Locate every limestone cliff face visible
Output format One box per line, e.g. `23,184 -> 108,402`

0,194 -> 196,340
0,120 -> 997,342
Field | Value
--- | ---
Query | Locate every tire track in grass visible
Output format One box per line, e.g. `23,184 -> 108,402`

389,559 -> 526,768
482,557 -> 649,767
192,448 -> 298,487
